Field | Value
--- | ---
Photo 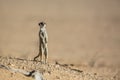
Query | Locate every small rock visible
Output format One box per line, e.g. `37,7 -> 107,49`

56,76 -> 60,79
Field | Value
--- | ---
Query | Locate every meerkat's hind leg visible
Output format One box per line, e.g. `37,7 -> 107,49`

44,47 -> 48,64
39,52 -> 43,63
39,46 -> 44,63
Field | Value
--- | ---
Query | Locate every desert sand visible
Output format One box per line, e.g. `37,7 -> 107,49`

0,0 -> 120,80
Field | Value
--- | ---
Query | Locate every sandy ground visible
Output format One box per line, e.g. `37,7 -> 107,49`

0,56 -> 120,80
0,0 -> 120,79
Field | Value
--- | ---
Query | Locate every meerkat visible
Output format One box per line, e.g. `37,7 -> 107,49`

34,22 -> 48,63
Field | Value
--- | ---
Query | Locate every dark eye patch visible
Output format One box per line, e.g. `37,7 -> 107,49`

39,22 -> 45,26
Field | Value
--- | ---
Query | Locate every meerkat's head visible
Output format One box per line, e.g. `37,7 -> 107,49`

38,22 -> 46,28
